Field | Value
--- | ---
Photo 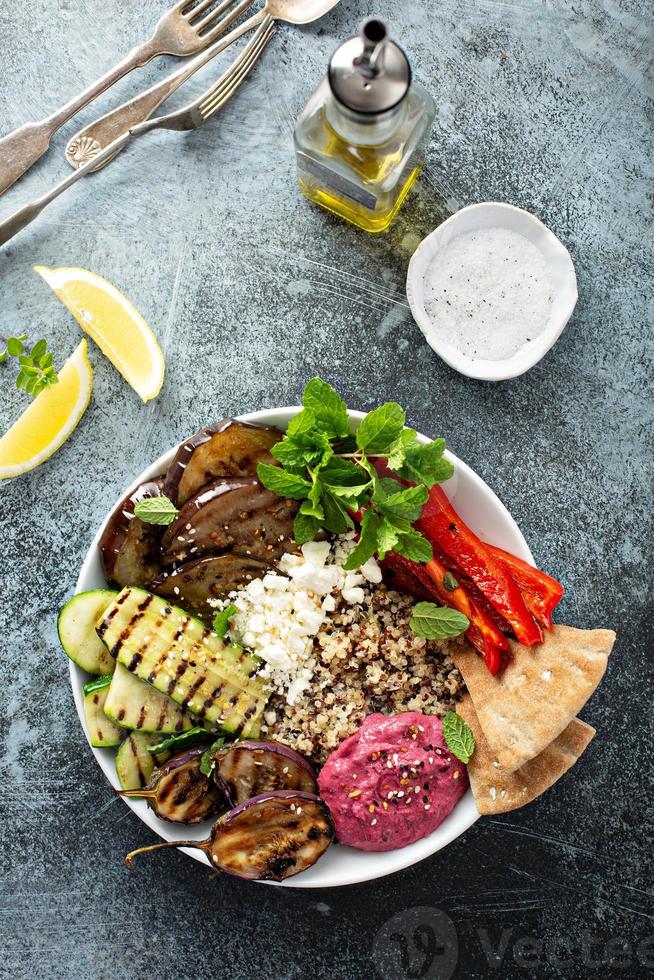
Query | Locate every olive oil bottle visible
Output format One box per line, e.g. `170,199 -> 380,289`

294,18 -> 435,234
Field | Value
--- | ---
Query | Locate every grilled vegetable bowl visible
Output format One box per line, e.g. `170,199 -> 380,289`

67,403 -> 540,887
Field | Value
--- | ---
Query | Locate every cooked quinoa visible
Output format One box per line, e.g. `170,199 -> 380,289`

264,585 -> 465,765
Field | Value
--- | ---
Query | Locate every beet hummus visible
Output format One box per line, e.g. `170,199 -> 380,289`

318,712 -> 468,852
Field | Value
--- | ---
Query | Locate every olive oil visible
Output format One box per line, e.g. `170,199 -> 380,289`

294,19 -> 435,234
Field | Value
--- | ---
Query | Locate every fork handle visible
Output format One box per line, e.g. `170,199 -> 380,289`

0,130 -> 137,247
0,36 -> 159,197
65,2 -> 262,173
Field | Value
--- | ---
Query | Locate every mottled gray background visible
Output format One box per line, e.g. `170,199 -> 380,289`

0,0 -> 652,977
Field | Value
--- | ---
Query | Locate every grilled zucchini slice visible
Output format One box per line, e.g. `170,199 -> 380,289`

104,662 -> 194,734
83,675 -> 124,748
58,590 -> 118,675
116,732 -> 166,791
97,588 -> 267,736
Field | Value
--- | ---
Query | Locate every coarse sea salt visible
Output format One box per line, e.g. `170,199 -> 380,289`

422,227 -> 553,361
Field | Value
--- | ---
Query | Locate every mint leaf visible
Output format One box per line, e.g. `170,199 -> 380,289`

287,408 -> 317,438
134,495 -> 179,526
410,602 -> 469,639
376,518 -> 399,559
443,572 -> 459,592
199,736 -> 226,776
386,428 -> 418,469
343,510 -> 382,570
377,484 -> 429,523
298,478 -> 325,520
321,489 -> 351,534
394,529 -> 433,563
320,457 -> 371,497
303,377 -> 349,437
293,511 -> 322,545
400,440 -> 454,487
257,463 -> 312,499
442,712 -> 476,764
356,403 -> 405,454
212,604 -> 237,638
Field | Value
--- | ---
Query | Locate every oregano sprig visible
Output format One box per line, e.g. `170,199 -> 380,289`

0,333 -> 59,397
256,378 -> 455,568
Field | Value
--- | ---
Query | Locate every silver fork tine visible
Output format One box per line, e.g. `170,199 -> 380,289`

198,19 -> 274,118
195,0 -> 255,39
184,0 -> 234,24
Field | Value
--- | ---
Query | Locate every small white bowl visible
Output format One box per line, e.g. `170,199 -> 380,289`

406,202 -> 578,381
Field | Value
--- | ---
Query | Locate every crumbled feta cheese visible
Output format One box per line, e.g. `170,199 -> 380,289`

220,533 -> 381,705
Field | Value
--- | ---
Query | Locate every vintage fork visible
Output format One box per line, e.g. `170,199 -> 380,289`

0,0 -> 255,196
0,17 -> 275,248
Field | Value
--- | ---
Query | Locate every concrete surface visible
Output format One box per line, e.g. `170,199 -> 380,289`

0,0 -> 652,977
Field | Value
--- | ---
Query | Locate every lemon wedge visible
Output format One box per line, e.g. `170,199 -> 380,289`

34,265 -> 165,403
0,339 -> 93,480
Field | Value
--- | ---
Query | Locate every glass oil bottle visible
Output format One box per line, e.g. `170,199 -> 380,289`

293,18 -> 436,234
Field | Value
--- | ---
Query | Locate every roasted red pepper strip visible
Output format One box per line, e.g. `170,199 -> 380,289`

381,551 -> 508,674
486,544 -> 564,630
417,484 -> 543,646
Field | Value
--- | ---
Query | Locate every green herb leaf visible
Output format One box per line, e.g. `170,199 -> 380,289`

199,736 -> 226,776
399,439 -> 454,488
442,711 -> 476,764
320,489 -> 351,534
376,517 -> 399,559
320,457 -> 370,495
7,336 -> 25,357
133,495 -> 180,526
303,377 -> 349,437
256,463 -> 312,499
212,604 -> 237,638
343,509 -> 382,570
356,402 -> 406,454
410,602 -> 470,639
443,572 -> 459,592
377,484 -> 429,523
293,511 -> 322,545
30,339 -> 47,361
147,727 -> 208,757
386,428 -> 418,469
394,529 -> 433,563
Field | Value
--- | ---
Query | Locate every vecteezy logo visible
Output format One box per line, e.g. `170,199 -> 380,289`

372,907 -> 458,980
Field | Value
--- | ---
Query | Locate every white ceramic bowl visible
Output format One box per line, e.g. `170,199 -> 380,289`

407,202 -> 578,381
72,406 -> 534,887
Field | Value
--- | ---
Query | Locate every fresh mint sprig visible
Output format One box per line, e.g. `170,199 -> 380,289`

256,377 -> 454,567
1,333 -> 59,397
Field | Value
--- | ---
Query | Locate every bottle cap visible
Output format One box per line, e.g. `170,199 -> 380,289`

328,18 -> 411,115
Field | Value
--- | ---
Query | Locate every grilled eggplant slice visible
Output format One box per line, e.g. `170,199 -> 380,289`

99,477 -> 166,587
120,746 -> 225,824
164,420 -> 282,506
213,740 -> 318,805
125,791 -> 334,881
97,588 -> 268,736
161,478 -> 297,565
150,554 -> 272,626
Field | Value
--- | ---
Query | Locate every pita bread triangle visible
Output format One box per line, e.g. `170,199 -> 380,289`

457,694 -> 596,815
452,625 -> 615,772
